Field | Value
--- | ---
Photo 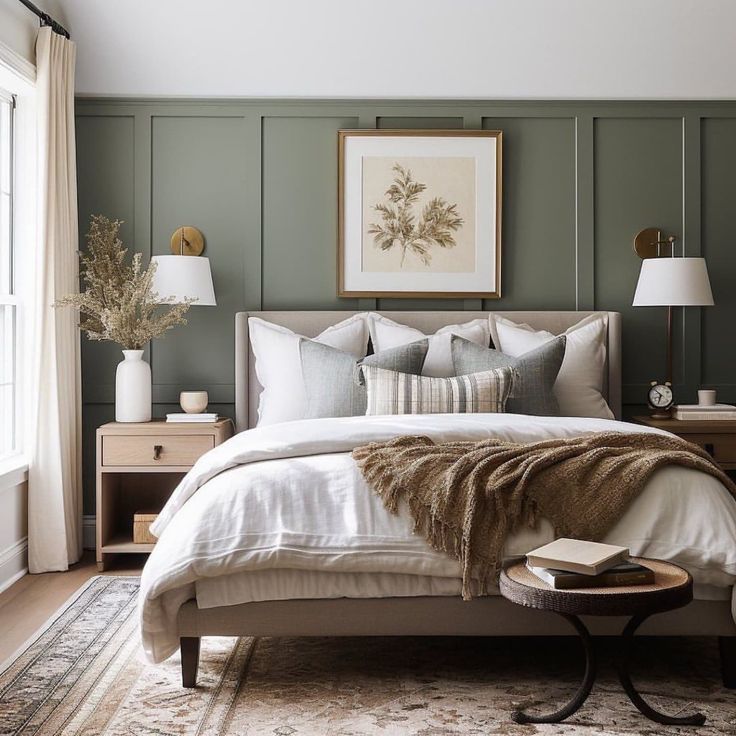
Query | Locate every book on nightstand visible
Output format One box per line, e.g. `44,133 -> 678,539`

526,538 -> 629,576
673,404 -> 736,420
166,413 -> 219,423
526,561 -> 655,589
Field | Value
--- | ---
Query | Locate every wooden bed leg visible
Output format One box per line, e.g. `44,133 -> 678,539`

719,637 -> 736,688
181,637 -> 200,688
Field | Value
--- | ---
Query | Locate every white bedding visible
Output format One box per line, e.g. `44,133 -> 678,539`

140,414 -> 736,663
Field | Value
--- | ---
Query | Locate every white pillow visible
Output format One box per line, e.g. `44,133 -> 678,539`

489,314 -> 613,419
249,314 -> 369,425
367,313 -> 491,377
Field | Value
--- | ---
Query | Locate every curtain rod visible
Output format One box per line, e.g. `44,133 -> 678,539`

16,0 -> 70,39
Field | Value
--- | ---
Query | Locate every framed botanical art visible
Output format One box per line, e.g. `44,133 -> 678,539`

338,129 -> 502,298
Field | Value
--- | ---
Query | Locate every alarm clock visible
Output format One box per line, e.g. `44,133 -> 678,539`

647,380 -> 674,417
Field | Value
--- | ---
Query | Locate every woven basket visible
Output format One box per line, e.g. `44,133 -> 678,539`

133,510 -> 159,544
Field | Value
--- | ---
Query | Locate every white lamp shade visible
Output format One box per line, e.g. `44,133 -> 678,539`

632,257 -> 714,307
151,255 -> 216,306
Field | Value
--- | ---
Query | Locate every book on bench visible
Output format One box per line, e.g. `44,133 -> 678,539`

526,561 -> 655,589
526,538 -> 629,576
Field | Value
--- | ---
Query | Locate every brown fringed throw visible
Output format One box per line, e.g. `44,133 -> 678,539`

352,431 -> 736,599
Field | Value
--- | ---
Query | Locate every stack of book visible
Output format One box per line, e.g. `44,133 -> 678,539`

673,403 -> 736,421
525,538 -> 654,590
166,413 -> 218,423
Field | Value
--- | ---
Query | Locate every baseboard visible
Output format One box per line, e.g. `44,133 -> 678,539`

0,537 -> 28,594
83,515 -> 96,550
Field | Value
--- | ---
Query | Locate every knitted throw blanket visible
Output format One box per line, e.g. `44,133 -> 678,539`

352,431 -> 736,599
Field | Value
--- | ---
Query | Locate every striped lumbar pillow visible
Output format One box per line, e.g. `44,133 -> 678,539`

362,364 -> 515,416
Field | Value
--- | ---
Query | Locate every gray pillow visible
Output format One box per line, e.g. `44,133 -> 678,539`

299,338 -> 429,418
451,334 -> 566,416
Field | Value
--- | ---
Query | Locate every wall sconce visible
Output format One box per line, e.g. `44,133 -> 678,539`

632,227 -> 713,386
633,227 -> 677,259
151,226 -> 217,306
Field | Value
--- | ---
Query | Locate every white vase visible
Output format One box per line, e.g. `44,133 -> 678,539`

115,350 -> 152,422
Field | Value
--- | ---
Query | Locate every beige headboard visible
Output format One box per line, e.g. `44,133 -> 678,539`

235,311 -> 622,431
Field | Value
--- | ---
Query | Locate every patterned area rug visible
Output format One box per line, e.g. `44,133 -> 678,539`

1,577 -> 735,735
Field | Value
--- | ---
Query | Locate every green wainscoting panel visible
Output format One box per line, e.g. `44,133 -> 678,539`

74,99 -> 736,514
483,116 -> 576,311
262,115 -> 359,309
377,117 -> 463,129
593,117 -> 684,403
702,117 -> 736,388
75,115 -> 137,403
151,116 -> 248,402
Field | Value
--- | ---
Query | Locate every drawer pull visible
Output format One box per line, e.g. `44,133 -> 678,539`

704,443 -> 715,458
153,444 -> 163,461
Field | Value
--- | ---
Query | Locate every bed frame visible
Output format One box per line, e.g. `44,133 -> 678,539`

176,311 -> 736,687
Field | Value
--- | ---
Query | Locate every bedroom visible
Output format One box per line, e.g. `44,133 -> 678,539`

1,0 -> 736,733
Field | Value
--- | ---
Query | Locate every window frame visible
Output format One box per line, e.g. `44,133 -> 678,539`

0,50 -> 36,480
0,88 -> 17,463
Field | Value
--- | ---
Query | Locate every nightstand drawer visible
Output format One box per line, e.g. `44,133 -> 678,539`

685,434 -> 736,463
102,434 -> 214,466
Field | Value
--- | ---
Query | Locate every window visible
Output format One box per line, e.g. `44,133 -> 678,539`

0,90 -> 15,459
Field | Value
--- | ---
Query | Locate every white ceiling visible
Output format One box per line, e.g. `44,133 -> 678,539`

56,0 -> 736,99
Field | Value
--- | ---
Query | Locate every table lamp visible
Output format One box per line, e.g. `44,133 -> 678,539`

632,229 -> 713,384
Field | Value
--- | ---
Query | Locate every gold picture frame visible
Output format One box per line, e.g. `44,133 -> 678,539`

338,129 -> 502,299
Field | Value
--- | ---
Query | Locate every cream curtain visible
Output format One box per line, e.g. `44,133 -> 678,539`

28,27 -> 82,573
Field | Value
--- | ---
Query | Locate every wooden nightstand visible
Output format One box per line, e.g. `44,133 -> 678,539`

96,418 -> 233,571
634,415 -> 736,471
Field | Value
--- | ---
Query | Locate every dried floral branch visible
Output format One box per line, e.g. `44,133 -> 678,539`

368,164 -> 464,267
56,215 -> 194,350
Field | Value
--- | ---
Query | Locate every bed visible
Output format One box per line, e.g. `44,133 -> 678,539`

138,311 -> 736,687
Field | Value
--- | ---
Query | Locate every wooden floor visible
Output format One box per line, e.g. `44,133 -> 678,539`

0,551 -> 144,664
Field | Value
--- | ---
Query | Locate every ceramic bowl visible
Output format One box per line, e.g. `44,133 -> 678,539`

180,391 -> 208,414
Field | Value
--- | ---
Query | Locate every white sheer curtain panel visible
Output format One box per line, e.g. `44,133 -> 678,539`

28,27 -> 82,573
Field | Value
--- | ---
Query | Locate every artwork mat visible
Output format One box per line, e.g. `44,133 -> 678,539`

338,129 -> 502,298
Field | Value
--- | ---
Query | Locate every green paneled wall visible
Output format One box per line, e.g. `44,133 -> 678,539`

702,118 -> 736,386
594,118 -> 684,387
151,116 -> 248,399
75,99 -> 736,513
263,116 -> 358,309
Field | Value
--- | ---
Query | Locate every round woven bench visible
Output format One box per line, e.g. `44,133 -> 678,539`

499,557 -> 704,726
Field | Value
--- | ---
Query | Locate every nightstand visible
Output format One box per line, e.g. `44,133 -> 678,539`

95,418 -> 233,571
633,415 -> 736,471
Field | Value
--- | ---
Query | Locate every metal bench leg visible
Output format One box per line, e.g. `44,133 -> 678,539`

617,614 -> 705,726
512,613 -> 596,724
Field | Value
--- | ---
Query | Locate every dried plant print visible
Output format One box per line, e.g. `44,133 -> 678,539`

368,164 -> 463,267
362,157 -> 476,273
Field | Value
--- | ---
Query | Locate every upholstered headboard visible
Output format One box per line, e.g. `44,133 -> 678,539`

234,311 -> 622,431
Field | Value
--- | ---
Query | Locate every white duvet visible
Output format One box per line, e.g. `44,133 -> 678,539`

140,414 -> 736,663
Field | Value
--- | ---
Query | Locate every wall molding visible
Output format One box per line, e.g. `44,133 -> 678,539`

76,99 -> 736,405
75,99 -> 736,512
0,39 -> 35,84
0,536 -> 28,594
